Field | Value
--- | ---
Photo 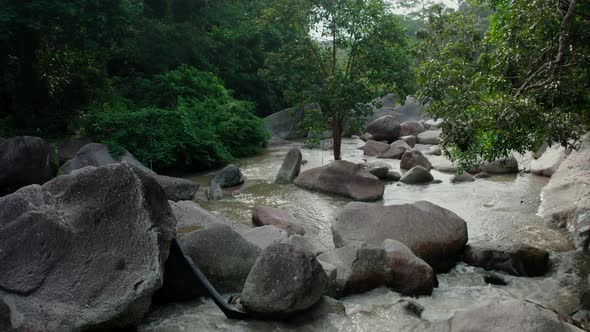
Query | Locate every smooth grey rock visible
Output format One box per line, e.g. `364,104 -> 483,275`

58,142 -> 151,175
463,241 -> 550,277
363,140 -> 391,157
243,225 -> 289,250
366,115 -> 401,142
0,163 -> 175,330
400,135 -> 417,147
386,170 -> 401,181
155,175 -> 198,201
531,145 -> 567,177
170,200 -> 222,233
379,140 -> 411,159
417,130 -> 441,145
400,166 -> 434,184
294,160 -> 384,201
178,224 -> 261,293
206,183 -> 223,201
264,105 -> 315,140
0,136 -> 55,195
286,234 -> 316,254
275,148 -> 303,184
211,164 -> 244,188
241,243 -> 328,316
424,119 -> 443,130
360,133 -> 374,142
400,121 -> 425,137
332,201 -> 468,271
448,299 -> 583,332
367,166 -> 390,180
252,206 -> 305,235
450,172 -> 475,183
400,149 -> 432,170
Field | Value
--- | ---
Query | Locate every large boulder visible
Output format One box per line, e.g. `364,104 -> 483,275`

450,172 -> 475,184
400,121 -> 425,137
155,175 -> 199,201
396,96 -> 428,122
400,166 -> 434,184
178,224 -> 261,293
400,149 -> 431,170
57,138 -> 93,165
366,115 -> 401,142
539,135 -> 590,249
294,160 -> 384,201
481,155 -> 519,174
363,140 -> 391,157
400,135 -> 417,147
379,140 -> 411,159
58,142 -> 198,201
275,147 -> 302,184
317,241 -> 434,298
0,163 -> 176,330
243,225 -> 290,250
264,104 -> 317,139
531,145 -> 567,177
211,164 -> 244,188
448,299 -> 583,332
463,241 -> 550,277
0,136 -> 55,196
252,206 -> 305,235
417,130 -> 441,145
240,243 -> 328,317
332,201 -> 468,271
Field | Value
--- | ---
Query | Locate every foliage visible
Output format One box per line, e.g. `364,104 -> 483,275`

416,0 -> 589,170
265,0 -> 413,160
80,66 -> 269,172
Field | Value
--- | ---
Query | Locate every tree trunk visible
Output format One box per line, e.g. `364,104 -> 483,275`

332,116 -> 342,161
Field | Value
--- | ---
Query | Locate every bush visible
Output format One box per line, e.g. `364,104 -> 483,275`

80,66 -> 269,172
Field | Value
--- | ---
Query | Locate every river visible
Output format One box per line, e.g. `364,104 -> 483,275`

140,138 -> 590,331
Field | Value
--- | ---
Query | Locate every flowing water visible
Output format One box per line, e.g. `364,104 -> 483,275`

140,138 -> 590,332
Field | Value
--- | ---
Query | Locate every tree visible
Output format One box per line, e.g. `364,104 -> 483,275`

417,0 -> 589,169
265,0 -> 412,160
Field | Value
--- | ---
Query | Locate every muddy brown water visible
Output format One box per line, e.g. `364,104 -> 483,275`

140,138 -> 590,332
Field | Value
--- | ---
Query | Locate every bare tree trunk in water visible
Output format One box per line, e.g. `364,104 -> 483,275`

332,116 -> 342,161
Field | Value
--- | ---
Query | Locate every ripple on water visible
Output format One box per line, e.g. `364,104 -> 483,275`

142,138 -> 585,331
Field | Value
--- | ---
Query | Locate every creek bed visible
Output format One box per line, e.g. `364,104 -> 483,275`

140,138 -> 590,332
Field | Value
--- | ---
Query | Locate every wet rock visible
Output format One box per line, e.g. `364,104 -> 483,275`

397,299 -> 425,318
400,121 -> 425,137
531,145 -> 567,177
539,134 -> 590,249
0,136 -> 55,196
481,155 -> 519,174
400,135 -> 417,147
241,243 -> 328,317
178,224 -> 261,293
448,299 -> 583,332
367,165 -> 390,180
400,166 -> 434,184
332,201 -> 468,272
0,163 -> 175,330
252,206 -> 305,235
286,234 -> 316,254
211,164 -> 244,188
432,179 -> 443,184
264,105 -> 316,139
417,130 -> 441,144
294,160 -> 384,201
363,140 -> 391,157
580,291 -> 590,310
206,183 -> 223,201
155,175 -> 199,201
318,241 -> 434,298
243,225 -> 289,250
450,172 -> 475,184
400,149 -> 432,170
463,241 -> 550,277
483,274 -> 508,286
366,115 -> 401,142
474,172 -> 491,179
380,140 -> 411,159
386,170 -> 401,181
275,147 -> 303,184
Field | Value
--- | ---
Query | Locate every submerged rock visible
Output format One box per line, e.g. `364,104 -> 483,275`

206,183 -> 223,201
294,160 -> 384,201
448,299 -> 583,332
450,172 -> 475,184
0,136 -> 55,196
211,164 -> 244,188
400,166 -> 434,184
463,241 -> 550,277
0,163 -> 175,330
366,115 -> 401,142
275,147 -> 302,184
252,206 -> 305,235
240,243 -> 328,317
332,201 -> 468,272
